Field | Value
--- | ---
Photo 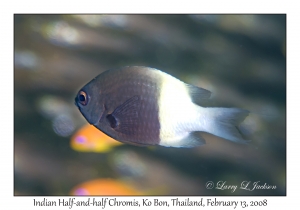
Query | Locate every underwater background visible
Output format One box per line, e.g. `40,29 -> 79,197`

14,14 -> 286,196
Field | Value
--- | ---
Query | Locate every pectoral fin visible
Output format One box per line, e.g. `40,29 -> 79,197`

107,95 -> 140,136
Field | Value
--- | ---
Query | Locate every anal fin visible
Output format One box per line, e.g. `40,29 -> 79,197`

161,132 -> 206,148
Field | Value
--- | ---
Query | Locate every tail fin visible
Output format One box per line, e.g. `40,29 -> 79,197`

203,107 -> 250,143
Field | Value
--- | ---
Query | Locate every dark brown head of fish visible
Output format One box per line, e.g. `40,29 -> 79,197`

74,78 -> 105,126
74,66 -> 161,146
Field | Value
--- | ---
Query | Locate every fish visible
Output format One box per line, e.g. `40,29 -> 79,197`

74,66 -> 249,148
70,124 -> 122,153
70,178 -> 143,195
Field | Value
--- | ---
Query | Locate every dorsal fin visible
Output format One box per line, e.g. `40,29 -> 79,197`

185,84 -> 211,106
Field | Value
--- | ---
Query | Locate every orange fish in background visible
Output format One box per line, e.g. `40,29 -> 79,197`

70,178 -> 143,196
71,124 -> 122,153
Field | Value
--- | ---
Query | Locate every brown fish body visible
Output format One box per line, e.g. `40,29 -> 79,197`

76,66 -> 164,146
75,66 -> 249,148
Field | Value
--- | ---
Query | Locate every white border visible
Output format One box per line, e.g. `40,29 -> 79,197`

3,0 -> 296,209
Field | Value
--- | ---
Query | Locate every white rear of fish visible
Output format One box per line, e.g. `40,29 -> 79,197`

157,70 -> 249,148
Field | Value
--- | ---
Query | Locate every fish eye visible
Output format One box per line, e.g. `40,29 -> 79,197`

78,91 -> 88,106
